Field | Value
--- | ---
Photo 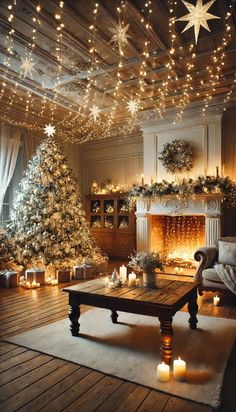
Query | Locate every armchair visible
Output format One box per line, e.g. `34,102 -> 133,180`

194,237 -> 236,295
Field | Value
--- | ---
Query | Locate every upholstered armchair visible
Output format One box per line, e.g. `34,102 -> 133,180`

194,237 -> 236,295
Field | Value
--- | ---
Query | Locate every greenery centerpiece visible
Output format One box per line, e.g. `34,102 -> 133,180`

128,251 -> 164,287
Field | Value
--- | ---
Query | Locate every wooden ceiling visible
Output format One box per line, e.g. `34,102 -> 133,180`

0,0 -> 236,142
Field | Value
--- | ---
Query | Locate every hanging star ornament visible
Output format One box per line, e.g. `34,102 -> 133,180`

176,0 -> 220,45
20,56 -> 36,78
89,104 -> 101,122
44,124 -> 56,137
127,99 -> 139,117
109,23 -> 131,55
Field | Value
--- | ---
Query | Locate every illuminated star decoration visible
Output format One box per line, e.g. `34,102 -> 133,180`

44,124 -> 56,137
20,56 -> 36,78
176,0 -> 220,45
89,104 -> 101,122
127,99 -> 139,117
109,23 -> 131,55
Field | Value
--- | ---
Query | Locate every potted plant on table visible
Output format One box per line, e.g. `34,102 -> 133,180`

128,250 -> 164,287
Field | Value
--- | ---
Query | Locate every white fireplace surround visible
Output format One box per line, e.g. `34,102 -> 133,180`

135,194 -> 222,252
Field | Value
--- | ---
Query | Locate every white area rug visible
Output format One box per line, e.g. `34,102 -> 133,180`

7,307 -> 236,408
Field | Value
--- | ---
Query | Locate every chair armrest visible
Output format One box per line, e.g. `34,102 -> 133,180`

194,246 -> 218,284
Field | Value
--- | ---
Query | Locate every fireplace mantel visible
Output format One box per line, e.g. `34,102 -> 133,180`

135,194 -> 222,252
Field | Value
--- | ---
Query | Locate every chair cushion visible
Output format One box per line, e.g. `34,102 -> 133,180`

214,237 -> 236,248
202,268 -> 224,283
218,240 -> 236,266
203,279 -> 228,290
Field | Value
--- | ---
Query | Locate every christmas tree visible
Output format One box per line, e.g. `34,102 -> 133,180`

7,137 -> 99,268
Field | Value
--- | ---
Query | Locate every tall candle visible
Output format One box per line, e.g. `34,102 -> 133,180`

213,295 -> 220,306
157,362 -> 170,382
128,272 -> 136,287
173,357 -> 186,381
141,174 -> 144,185
119,265 -> 127,283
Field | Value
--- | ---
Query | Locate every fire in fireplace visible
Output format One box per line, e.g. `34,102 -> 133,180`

151,215 -> 205,268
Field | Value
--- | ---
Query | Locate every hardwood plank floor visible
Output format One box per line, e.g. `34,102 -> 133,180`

0,264 -> 235,412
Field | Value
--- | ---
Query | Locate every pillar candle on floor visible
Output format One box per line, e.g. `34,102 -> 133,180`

173,357 -> 186,381
157,362 -> 170,382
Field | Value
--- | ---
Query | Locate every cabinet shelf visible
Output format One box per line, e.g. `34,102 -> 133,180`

86,194 -> 136,259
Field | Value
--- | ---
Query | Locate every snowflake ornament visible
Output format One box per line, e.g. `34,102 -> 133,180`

176,0 -> 220,45
20,56 -> 36,78
127,99 -> 139,117
89,104 -> 101,122
44,124 -> 56,137
109,23 -> 130,55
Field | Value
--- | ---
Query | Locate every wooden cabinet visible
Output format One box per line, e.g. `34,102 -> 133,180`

86,194 -> 136,259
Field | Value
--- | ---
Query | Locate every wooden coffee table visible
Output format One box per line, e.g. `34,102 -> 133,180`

63,278 -> 199,365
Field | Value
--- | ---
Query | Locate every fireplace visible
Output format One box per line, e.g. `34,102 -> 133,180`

135,194 -> 222,272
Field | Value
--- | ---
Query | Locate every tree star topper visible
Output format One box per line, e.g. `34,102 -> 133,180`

127,99 -> 139,117
176,0 -> 220,45
89,104 -> 101,122
20,56 -> 36,78
44,124 -> 56,137
109,22 -> 131,55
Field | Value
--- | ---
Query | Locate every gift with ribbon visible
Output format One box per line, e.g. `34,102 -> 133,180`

73,266 -> 84,280
25,268 -> 45,284
56,269 -> 72,283
0,270 -> 19,288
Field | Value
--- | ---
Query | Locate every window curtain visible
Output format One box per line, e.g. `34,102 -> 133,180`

0,125 -> 21,216
21,131 -> 41,168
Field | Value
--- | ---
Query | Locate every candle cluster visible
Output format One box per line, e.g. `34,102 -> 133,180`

157,357 -> 186,382
20,276 -> 40,289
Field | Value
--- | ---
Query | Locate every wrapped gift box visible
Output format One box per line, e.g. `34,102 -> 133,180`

83,264 -> 94,279
25,269 -> 45,285
73,266 -> 84,280
56,269 -> 72,283
0,271 -> 19,288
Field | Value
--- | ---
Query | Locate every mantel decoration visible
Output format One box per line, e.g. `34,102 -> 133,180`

128,251 -> 164,288
128,175 -> 236,208
159,139 -> 194,174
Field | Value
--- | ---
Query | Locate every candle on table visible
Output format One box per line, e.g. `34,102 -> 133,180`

141,174 -> 144,185
119,265 -> 127,283
128,272 -> 136,287
157,362 -> 170,382
213,295 -> 220,306
173,357 -> 186,381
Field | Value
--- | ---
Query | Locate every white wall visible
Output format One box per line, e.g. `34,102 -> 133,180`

79,133 -> 143,199
142,114 -> 222,183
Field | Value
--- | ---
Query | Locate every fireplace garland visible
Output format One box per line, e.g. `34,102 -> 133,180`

128,175 -> 236,208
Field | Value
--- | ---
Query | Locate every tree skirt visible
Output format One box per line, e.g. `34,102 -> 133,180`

6,308 -> 236,409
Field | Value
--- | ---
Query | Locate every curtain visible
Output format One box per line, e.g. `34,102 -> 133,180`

22,131 -> 41,168
0,125 -> 20,216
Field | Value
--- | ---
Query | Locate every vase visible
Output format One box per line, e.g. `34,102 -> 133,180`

143,272 -> 156,288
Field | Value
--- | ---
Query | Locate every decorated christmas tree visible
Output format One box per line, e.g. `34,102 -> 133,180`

7,136 -> 99,269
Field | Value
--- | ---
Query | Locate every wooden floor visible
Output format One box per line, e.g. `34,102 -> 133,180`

0,264 -> 236,412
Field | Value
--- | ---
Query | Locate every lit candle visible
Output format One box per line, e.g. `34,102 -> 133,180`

119,265 -> 127,283
213,295 -> 220,306
51,278 -> 58,286
128,272 -> 136,287
36,282 -> 40,288
151,176 -> 154,185
173,357 -> 186,381
26,281 -> 31,289
157,362 -> 170,382
179,268 -> 184,275
45,277 -> 52,284
32,280 -> 37,288
174,267 -> 179,274
141,174 -> 144,185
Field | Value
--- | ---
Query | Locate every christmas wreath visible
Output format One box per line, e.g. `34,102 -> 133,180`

159,139 -> 194,174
